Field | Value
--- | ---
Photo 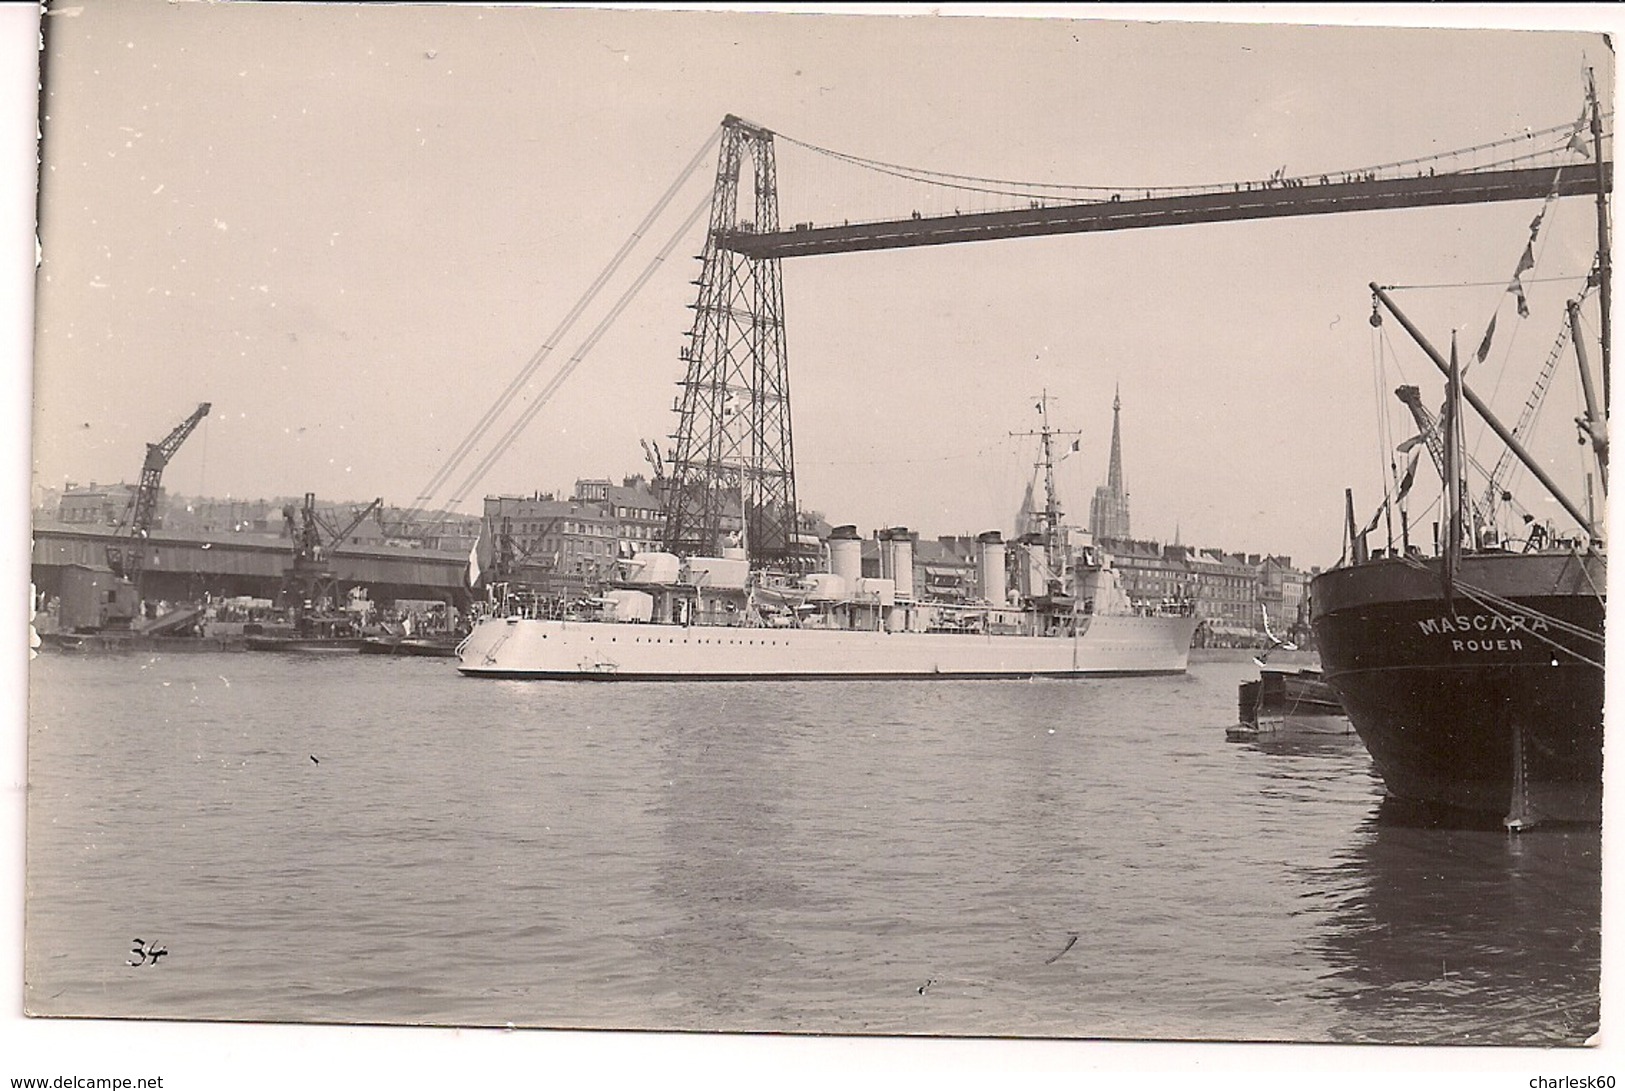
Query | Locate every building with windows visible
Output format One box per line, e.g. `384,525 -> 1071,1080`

1258,554 -> 1311,644
1185,548 -> 1262,646
481,475 -> 667,594
574,476 -> 666,557
482,491 -> 615,593
1097,536 -> 1191,610
58,482 -> 139,526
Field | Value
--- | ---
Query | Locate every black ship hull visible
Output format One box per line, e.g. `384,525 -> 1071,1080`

1310,552 -> 1604,825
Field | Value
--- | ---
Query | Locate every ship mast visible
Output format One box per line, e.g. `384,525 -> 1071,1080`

1575,68 -> 1611,502
1587,68 -> 1611,411
1011,391 -> 1081,590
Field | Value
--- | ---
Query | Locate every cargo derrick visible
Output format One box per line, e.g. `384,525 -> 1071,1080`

101,402 -> 212,628
279,493 -> 382,634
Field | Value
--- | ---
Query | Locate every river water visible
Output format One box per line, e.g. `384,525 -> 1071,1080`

24,649 -> 1602,1045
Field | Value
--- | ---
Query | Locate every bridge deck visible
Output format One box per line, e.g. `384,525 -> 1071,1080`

719,164 -> 1612,259
32,523 -> 469,596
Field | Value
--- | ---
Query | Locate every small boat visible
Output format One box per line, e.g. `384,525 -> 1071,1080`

359,634 -> 461,657
243,635 -> 366,653
37,629 -> 245,654
242,608 -> 370,653
1230,667 -> 1349,739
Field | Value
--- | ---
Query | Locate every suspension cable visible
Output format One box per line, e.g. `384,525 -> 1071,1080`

445,188 -> 715,509
404,126 -> 721,524
775,114 -> 1610,202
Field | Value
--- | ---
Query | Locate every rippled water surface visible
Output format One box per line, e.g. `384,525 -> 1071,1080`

25,650 -> 1601,1043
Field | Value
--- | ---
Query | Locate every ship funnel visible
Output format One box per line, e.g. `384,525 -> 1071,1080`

879,526 -> 915,599
977,531 -> 1006,606
829,524 -> 862,583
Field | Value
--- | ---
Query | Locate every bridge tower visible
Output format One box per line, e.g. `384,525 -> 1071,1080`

662,115 -> 801,566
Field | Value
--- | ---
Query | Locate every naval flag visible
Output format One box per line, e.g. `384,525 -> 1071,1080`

467,535 -> 482,587
1396,448 -> 1422,503
1514,242 -> 1536,278
1474,313 -> 1498,366
1567,107 -> 1591,155
1508,277 -> 1530,319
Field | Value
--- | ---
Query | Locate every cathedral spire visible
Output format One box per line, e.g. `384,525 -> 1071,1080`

1089,385 -> 1131,542
1107,382 -> 1125,496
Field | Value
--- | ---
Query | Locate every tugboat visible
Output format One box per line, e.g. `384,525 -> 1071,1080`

1309,78 -> 1609,827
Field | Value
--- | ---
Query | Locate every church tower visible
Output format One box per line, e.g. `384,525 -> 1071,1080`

1089,386 -> 1131,542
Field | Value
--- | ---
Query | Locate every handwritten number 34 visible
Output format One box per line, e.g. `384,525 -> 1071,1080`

127,939 -> 167,966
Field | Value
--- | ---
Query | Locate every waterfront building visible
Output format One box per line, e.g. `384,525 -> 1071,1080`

1184,547 -> 1260,645
1097,536 -> 1191,609
1100,536 -> 1309,646
573,475 -> 666,557
58,482 -> 139,526
480,475 -> 665,594
915,535 -> 980,602
482,491 -> 617,591
161,495 -> 283,535
1257,554 -> 1307,637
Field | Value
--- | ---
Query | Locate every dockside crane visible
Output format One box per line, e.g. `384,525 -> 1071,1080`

103,401 -> 211,626
1393,385 -> 1494,540
279,493 -> 383,623
489,513 -> 567,585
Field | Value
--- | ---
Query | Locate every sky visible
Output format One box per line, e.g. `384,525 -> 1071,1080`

5,4 -> 1624,1085
25,3 -> 1615,571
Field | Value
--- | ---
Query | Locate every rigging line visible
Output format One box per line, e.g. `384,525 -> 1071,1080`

1370,312 -> 1396,545
779,125 -> 1608,216
777,115 -> 1594,195
1474,161 -> 1580,420
789,148 -> 1128,204
196,412 -> 209,500
1380,274 -> 1590,291
1573,543 -> 1607,603
1481,286 -> 1593,517
445,189 -> 715,509
1459,130 -> 1615,174
793,127 -> 1607,213
407,126 -> 722,519
1452,576 -> 1605,646
413,125 -> 720,512
1451,586 -> 1605,668
802,445 -> 1005,467
1375,308 -> 1542,531
1394,554 -> 1604,647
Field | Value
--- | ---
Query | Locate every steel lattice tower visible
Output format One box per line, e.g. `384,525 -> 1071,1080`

663,116 -> 799,565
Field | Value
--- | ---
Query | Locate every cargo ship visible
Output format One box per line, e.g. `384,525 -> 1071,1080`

1309,80 -> 1609,826
1310,550 -> 1603,823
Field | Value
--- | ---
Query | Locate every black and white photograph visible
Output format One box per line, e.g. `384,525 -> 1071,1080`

7,2 -> 1619,1084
